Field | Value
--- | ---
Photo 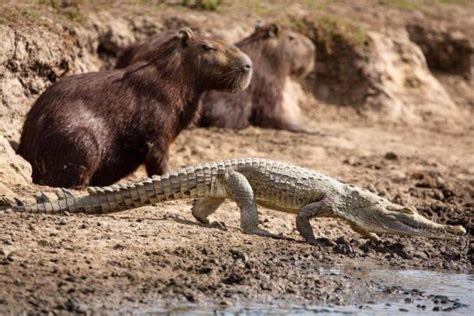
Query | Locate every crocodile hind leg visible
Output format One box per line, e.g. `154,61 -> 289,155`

192,198 -> 225,226
296,200 -> 334,245
222,170 -> 276,238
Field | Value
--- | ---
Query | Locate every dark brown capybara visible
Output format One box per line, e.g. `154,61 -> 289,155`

115,24 -> 316,132
115,30 -> 177,69
18,27 -> 252,188
198,23 -> 316,132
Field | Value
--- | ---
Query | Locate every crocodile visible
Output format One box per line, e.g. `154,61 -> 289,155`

0,158 -> 466,243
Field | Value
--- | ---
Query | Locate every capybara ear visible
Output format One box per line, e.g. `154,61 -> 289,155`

254,19 -> 264,31
177,27 -> 193,45
268,23 -> 280,38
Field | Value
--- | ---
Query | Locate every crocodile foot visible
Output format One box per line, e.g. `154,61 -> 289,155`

207,221 -> 227,230
307,237 -> 336,247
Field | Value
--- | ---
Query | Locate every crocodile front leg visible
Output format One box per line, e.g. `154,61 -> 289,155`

222,170 -> 275,238
296,199 -> 334,245
349,222 -> 381,242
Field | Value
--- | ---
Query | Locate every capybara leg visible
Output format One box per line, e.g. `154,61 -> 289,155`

145,144 -> 169,176
32,156 -> 95,188
30,130 -> 99,188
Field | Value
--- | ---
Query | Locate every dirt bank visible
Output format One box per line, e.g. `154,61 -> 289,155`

0,0 -> 473,314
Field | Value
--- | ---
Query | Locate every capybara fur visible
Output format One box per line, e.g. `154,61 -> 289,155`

114,24 -> 316,132
19,28 -> 252,188
115,30 -> 176,69
199,23 -> 316,132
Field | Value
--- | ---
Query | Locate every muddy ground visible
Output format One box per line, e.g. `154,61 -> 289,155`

1,112 -> 472,313
0,0 -> 473,314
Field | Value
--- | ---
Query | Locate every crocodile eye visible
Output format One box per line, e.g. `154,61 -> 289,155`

396,207 -> 415,215
402,207 -> 416,214
201,44 -> 214,51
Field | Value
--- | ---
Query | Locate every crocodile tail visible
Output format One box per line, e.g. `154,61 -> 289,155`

2,167 -> 205,215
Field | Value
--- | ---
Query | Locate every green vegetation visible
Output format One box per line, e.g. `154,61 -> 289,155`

181,0 -> 222,11
61,6 -> 83,21
37,0 -> 85,22
378,0 -> 420,10
20,8 -> 41,21
379,0 -> 468,9
432,0 -> 468,4
229,0 -> 328,17
293,15 -> 369,48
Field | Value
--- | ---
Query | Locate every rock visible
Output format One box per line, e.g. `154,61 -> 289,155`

0,20 -> 81,141
197,266 -> 212,274
63,297 -> 86,313
315,237 -> 336,247
229,249 -> 248,262
0,136 -> 32,186
362,31 -> 458,123
333,243 -> 353,255
384,152 -> 398,160
222,272 -> 245,285
335,237 -> 346,245
388,242 -> 412,260
299,17 -> 459,123
467,245 -> 474,265
91,13 -> 137,61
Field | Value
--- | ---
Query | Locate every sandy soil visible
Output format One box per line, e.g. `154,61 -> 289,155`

0,0 -> 473,314
0,104 -> 472,313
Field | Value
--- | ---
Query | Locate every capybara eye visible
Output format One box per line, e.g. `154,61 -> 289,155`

201,44 -> 214,51
288,36 -> 295,41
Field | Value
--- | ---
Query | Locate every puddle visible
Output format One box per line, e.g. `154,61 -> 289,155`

126,268 -> 473,315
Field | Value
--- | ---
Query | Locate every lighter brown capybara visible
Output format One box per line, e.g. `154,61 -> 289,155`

198,23 -> 316,132
18,28 -> 252,188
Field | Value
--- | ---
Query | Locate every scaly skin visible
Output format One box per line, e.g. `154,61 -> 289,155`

0,158 -> 466,243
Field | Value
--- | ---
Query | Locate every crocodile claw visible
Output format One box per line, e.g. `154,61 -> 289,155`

307,237 -> 336,247
208,221 -> 227,230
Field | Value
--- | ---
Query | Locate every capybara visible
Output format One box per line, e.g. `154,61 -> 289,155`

198,23 -> 316,132
115,24 -> 316,132
115,30 -> 176,69
19,28 -> 252,188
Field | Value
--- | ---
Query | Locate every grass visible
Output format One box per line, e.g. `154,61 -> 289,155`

378,0 -> 420,10
20,7 -> 42,21
0,1 -> 85,30
293,14 -> 369,48
432,0 -> 468,4
221,0 -> 329,18
379,0 -> 468,9
37,0 -> 85,22
180,0 -> 222,11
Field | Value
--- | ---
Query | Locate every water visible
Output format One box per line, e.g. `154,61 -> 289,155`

127,268 -> 473,315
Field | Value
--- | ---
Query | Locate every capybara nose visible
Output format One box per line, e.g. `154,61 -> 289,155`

239,55 -> 253,73
243,63 -> 252,72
